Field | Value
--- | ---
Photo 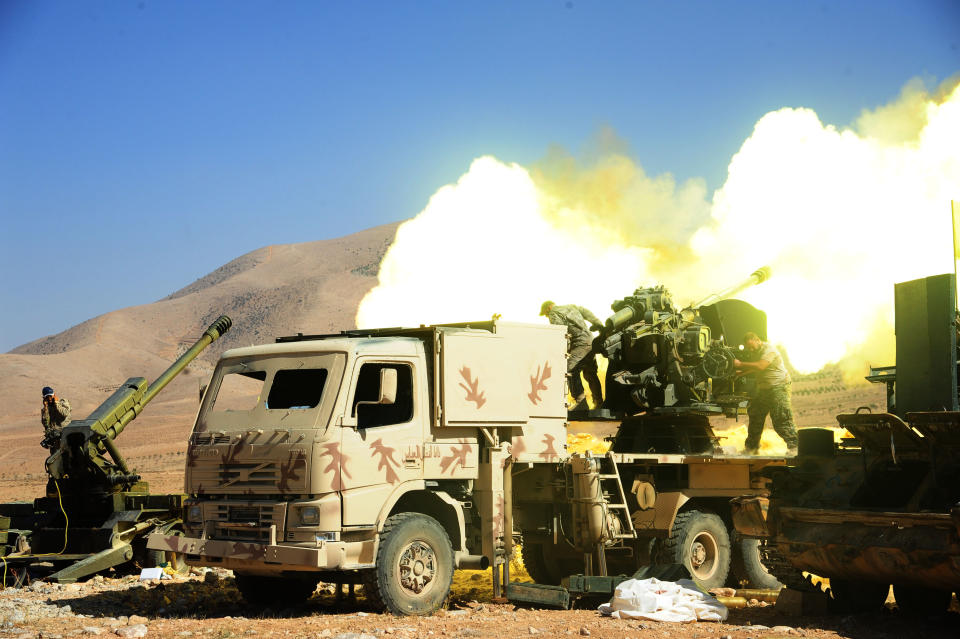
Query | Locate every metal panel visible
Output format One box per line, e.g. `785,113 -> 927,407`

894,274 -> 958,415
439,322 -> 567,426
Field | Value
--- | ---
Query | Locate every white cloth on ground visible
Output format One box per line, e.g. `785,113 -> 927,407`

597,577 -> 728,622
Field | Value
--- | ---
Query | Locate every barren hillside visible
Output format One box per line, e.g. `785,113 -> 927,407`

0,219 -> 883,500
0,223 -> 399,498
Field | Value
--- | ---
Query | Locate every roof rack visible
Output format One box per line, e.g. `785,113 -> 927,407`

275,320 -> 499,343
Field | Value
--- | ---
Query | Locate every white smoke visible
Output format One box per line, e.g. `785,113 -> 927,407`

358,77 -> 960,376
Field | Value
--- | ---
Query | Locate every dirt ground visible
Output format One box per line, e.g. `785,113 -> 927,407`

0,569 -> 957,639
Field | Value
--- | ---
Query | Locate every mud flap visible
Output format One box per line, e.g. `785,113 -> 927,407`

730,496 -> 770,537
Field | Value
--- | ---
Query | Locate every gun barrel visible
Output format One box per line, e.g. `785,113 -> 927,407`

105,315 -> 233,440
693,266 -> 771,308
604,306 -> 637,332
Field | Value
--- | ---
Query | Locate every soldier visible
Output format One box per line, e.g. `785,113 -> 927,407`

734,332 -> 798,456
540,301 -> 603,410
40,386 -> 71,450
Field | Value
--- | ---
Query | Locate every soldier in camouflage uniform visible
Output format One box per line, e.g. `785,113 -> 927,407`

734,332 -> 798,455
40,386 -> 71,450
540,301 -> 603,410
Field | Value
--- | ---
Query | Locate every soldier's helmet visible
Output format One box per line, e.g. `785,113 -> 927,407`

539,301 -> 555,316
42,386 -> 55,397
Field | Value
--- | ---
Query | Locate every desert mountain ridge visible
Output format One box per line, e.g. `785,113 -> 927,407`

0,220 -> 882,500
0,222 -> 400,497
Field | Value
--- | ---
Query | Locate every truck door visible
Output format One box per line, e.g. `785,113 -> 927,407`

339,359 -> 424,526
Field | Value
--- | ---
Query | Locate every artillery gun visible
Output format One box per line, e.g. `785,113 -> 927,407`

518,269 -> 786,594
578,267 -> 770,458
0,315 -> 232,585
595,266 -> 769,418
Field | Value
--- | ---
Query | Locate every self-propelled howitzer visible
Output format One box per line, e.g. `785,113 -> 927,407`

46,315 -> 233,493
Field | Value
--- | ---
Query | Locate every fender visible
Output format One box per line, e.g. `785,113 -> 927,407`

375,482 -> 467,553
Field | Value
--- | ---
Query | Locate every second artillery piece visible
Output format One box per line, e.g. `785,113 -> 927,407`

593,266 -> 771,419
0,315 -> 232,585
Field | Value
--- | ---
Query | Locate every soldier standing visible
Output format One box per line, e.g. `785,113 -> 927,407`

540,301 -> 603,410
40,386 -> 71,450
734,332 -> 798,455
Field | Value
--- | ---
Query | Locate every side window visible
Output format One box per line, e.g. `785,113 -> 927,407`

353,363 -> 414,429
266,369 -> 328,410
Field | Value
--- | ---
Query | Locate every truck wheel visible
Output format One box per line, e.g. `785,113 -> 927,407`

520,543 -> 581,585
362,512 -> 454,616
658,510 -> 730,589
234,573 -> 320,606
828,578 -> 888,613
729,534 -> 782,590
893,584 -> 952,615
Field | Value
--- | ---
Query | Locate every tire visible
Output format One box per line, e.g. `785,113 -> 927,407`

520,543 -> 583,585
657,510 -> 731,590
234,573 -> 320,606
828,578 -> 888,613
729,534 -> 783,590
893,584 -> 952,616
521,543 -> 560,585
362,512 -> 455,616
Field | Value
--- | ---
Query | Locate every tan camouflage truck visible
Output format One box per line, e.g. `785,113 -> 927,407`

149,318 -> 783,614
149,320 -> 573,615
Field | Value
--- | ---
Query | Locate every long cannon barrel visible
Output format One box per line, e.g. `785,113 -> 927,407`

47,316 -> 232,482
693,266 -> 771,308
103,315 -> 233,441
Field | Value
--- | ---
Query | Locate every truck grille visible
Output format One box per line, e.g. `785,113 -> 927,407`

208,502 -> 284,543
187,446 -> 309,493
193,433 -> 233,445
217,462 -> 280,487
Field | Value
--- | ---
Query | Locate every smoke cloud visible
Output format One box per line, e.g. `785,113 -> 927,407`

358,77 -> 960,378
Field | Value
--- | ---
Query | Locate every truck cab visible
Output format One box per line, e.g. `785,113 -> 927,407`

150,320 -> 569,614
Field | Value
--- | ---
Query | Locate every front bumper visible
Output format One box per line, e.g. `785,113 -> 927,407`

147,532 -> 376,572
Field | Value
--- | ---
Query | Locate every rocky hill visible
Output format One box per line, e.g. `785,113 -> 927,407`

0,223 -> 399,497
0,219 -> 883,500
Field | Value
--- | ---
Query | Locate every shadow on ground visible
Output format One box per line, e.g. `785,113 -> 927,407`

55,578 -> 380,620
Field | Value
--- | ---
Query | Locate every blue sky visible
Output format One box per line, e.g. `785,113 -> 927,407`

1,0 -> 958,351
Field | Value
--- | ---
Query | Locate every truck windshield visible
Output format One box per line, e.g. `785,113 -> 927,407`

198,352 -> 345,432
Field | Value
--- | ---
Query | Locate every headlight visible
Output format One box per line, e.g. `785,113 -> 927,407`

299,506 -> 320,525
187,505 -> 203,523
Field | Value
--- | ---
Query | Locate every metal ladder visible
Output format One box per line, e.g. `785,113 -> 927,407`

583,451 -> 637,577
597,451 -> 637,540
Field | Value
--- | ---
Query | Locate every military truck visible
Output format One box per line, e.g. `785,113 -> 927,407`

150,271 -> 785,615
732,273 -> 960,614
0,316 -> 232,585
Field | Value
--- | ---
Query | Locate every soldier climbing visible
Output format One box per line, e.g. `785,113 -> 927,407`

540,301 -> 603,410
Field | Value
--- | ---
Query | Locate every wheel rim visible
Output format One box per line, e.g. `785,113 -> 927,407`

689,531 -> 719,581
396,539 -> 437,596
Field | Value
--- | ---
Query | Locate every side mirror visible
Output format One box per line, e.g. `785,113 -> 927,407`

353,367 -> 398,417
379,368 -> 397,405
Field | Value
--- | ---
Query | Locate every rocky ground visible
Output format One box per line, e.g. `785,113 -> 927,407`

0,569 -> 957,639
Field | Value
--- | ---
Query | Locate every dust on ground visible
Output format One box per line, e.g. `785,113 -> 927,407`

1,569 -> 957,639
